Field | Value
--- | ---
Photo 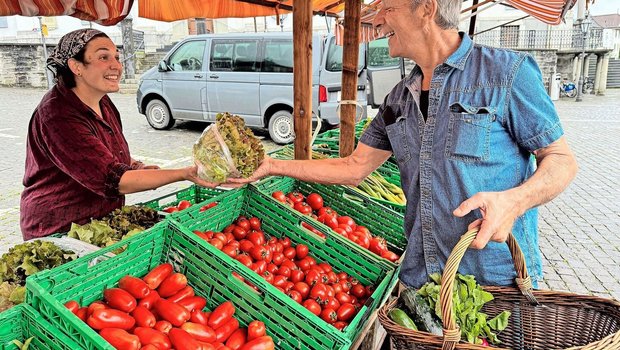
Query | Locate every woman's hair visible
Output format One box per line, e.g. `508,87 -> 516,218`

410,0 -> 461,30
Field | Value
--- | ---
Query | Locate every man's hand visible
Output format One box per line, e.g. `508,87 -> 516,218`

452,190 -> 523,249
225,156 -> 273,187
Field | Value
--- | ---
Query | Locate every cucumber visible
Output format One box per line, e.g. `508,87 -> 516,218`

400,288 -> 443,335
388,308 -> 418,330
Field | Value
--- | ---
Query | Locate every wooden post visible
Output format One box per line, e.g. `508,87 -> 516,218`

293,0 -> 313,160
339,0 -> 361,157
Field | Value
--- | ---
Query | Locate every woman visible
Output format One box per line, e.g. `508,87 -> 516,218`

20,29 -> 215,240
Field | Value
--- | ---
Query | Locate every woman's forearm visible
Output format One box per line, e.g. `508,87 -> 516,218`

118,168 -> 188,194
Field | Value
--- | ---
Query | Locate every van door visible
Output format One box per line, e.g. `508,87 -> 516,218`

366,38 -> 404,108
206,39 -> 261,125
161,39 -> 207,120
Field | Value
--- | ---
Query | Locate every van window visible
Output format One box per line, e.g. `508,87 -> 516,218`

262,40 -> 293,73
169,40 -> 206,71
210,40 -> 259,72
325,38 -> 364,72
368,38 -> 400,67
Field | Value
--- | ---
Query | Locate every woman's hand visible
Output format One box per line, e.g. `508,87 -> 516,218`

184,165 -> 221,188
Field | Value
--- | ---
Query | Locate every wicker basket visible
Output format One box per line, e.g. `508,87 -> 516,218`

378,229 -> 620,350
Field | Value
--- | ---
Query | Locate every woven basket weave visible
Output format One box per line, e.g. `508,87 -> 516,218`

378,229 -> 620,350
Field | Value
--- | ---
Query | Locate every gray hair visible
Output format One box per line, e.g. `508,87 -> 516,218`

410,0 -> 461,30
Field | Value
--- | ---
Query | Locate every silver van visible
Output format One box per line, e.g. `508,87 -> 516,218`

137,32 -> 368,144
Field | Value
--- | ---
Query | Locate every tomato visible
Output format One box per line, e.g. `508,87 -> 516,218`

325,297 -> 341,311
76,307 -> 88,322
236,254 -> 253,268
271,191 -> 286,202
381,250 -> 400,262
368,237 -> 388,256
333,321 -> 348,331
335,292 -> 352,305
296,258 -> 311,272
250,245 -> 270,262
337,303 -> 357,322
134,327 -> 172,350
261,271 -> 274,284
153,298 -> 190,327
348,231 -> 370,249
169,328 -> 208,350
336,216 -> 356,229
287,191 -> 305,203
252,261 -> 267,274
87,301 -> 107,317
209,238 -> 225,250
143,263 -> 174,290
282,246 -> 296,260
157,273 -> 188,298
178,296 -> 207,313
320,308 -> 338,324
200,202 -> 218,212
276,265 -> 291,278
177,200 -> 192,210
279,237 -> 291,248
310,283 -> 328,304
138,290 -> 160,309
293,282 -> 310,299
270,252 -> 285,266
303,299 -> 322,316
339,280 -> 352,293
236,219 -> 251,231
289,269 -> 305,283
246,231 -> 265,247
119,275 -> 151,299
214,317 -> 240,343
208,301 -> 236,329
167,286 -> 194,303
305,193 -> 324,210
272,275 -> 288,288
304,269 -> 321,287
163,206 -> 178,213
293,202 -> 313,215
222,244 -> 240,258
246,320 -> 266,340
295,244 -> 309,259
154,320 -> 172,334
225,328 -> 247,350
64,300 -> 79,314
87,309 -> 135,330
239,336 -> 275,350
287,290 -> 303,304
351,284 -> 366,299
104,288 -> 137,313
247,217 -> 261,230
317,207 -> 337,217
181,322 -> 217,343
99,328 -> 141,350
131,306 -> 156,328
190,310 -> 211,325
337,224 -> 353,235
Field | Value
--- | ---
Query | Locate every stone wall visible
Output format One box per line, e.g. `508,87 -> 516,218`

0,43 -> 52,88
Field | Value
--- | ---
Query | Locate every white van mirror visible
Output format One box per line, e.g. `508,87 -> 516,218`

158,60 -> 170,72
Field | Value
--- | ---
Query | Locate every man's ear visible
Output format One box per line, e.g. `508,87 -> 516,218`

423,0 -> 438,22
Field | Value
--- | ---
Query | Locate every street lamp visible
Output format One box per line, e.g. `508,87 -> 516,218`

575,13 -> 592,102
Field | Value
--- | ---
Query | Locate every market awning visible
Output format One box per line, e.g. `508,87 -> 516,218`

0,0 -> 134,26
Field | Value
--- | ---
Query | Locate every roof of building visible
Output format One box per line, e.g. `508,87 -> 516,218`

592,14 -> 620,28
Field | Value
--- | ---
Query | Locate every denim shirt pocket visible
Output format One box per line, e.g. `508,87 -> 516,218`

446,102 -> 496,162
386,116 -> 412,163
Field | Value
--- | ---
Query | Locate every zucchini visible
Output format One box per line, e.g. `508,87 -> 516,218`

400,288 -> 443,335
388,308 -> 418,330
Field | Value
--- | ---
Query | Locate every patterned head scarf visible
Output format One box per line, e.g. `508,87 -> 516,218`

47,29 -> 106,76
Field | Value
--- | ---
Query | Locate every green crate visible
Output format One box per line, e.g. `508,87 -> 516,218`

252,177 -> 407,266
0,304 -> 81,350
136,185 -> 231,211
170,187 -> 396,349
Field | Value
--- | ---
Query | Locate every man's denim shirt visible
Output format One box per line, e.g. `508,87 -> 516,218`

359,33 -> 563,288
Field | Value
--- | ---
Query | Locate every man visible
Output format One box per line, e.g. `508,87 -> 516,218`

230,0 -> 578,288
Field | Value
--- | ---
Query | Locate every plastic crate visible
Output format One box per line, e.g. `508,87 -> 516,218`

136,184 -> 231,211
251,177 -> 407,266
0,304 -> 81,350
170,187 -> 396,349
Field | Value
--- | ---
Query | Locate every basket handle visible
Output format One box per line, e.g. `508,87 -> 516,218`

438,228 -> 539,350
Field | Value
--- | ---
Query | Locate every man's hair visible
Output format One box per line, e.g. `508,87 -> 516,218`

410,0 -> 461,30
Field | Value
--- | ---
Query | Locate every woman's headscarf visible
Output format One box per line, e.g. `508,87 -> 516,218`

47,29 -> 106,76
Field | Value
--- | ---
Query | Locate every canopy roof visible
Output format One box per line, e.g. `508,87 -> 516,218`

1,0 -> 575,27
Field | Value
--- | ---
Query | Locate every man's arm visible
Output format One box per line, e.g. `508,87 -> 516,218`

453,136 -> 578,249
229,142 -> 392,186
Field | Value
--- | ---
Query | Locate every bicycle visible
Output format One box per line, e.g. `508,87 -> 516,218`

583,76 -> 594,95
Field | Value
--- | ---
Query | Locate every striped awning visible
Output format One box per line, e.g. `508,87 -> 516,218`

0,0 -> 134,26
505,0 -> 577,25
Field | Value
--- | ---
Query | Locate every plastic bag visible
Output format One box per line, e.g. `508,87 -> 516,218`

192,123 -> 242,183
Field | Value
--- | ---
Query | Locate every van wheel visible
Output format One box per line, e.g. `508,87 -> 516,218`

268,110 -> 294,144
145,99 -> 174,130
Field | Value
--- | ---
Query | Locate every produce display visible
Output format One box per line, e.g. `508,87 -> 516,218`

271,190 -> 400,262
67,205 -> 160,247
351,171 -> 405,206
193,112 -> 264,182
191,215 -> 374,331
390,273 -> 510,346
163,200 -> 218,214
0,240 -> 76,311
63,263 -> 275,350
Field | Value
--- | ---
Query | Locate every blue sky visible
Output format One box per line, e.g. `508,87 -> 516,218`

590,0 -> 620,16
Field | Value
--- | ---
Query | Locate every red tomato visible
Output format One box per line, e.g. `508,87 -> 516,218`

368,237 -> 389,256
76,307 -> 88,322
153,298 -> 190,327
317,207 -> 337,217
246,231 -> 265,247
209,238 -> 226,250
222,244 -> 240,258
250,245 -> 270,262
381,250 -> 400,262
119,275 -> 151,299
351,284 -> 366,299
177,200 -> 192,210
177,296 -> 207,313
336,303 -> 357,322
280,237 -> 292,248
239,336 -> 275,350
293,202 -> 313,215
214,318 -> 240,343
143,263 -> 174,290
276,265 -> 291,278
306,193 -> 324,210
181,322 -> 217,343
293,282 -> 310,299
167,286 -> 195,303
87,309 -> 135,330
295,244 -> 309,259
225,328 -> 247,350
320,308 -> 338,324
303,299 -> 322,316
163,206 -> 178,213
247,320 -> 266,340
282,247 -> 296,260
131,306 -> 156,328
310,283 -> 329,304
271,191 -> 286,202
64,300 -> 79,314
236,254 -> 253,268
236,218 -> 251,231
168,328 -> 207,350
87,301 -> 107,317
157,273 -> 188,298
333,321 -> 348,331
133,327 -> 172,350
335,292 -> 352,305
190,310 -> 211,325
137,290 -> 160,310
325,297 -> 341,311
104,288 -> 137,313
200,202 -> 218,212
154,320 -> 172,334
287,290 -> 303,304
231,227 -> 247,240
208,301 -> 236,329
99,328 -> 140,350
248,217 -> 261,230
304,269 -> 321,287
286,191 -> 305,203
289,269 -> 305,283
336,216 -> 356,229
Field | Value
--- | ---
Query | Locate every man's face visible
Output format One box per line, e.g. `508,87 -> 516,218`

76,37 -> 122,95
373,0 -> 426,59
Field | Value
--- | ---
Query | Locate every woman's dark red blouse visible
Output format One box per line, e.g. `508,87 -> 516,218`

20,84 -> 133,239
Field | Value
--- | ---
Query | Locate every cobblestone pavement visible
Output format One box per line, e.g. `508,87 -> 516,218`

0,87 -> 619,300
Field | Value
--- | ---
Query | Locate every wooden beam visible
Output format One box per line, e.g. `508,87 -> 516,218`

339,0 -> 361,157
293,0 -> 313,160
468,0 -> 479,36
